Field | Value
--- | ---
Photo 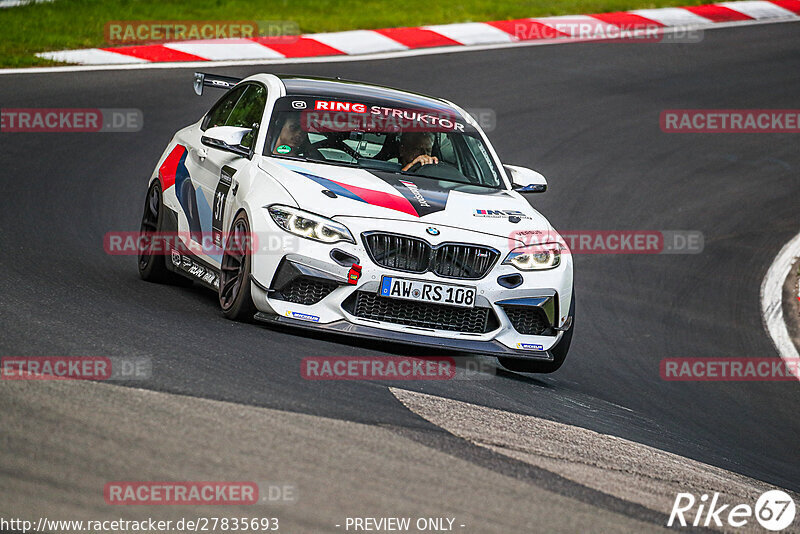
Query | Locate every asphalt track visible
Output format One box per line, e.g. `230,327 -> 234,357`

1,21 -> 799,533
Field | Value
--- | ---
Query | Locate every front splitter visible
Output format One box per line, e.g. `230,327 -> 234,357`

253,312 -> 554,360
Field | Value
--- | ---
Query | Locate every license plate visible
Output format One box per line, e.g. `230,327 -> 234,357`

378,276 -> 476,308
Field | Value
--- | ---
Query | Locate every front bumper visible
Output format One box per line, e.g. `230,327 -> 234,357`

254,312 -> 555,359
248,218 -> 573,359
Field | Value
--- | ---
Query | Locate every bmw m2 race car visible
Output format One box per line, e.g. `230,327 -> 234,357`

138,72 -> 574,373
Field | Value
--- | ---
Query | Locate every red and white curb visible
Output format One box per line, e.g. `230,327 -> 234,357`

36,0 -> 800,65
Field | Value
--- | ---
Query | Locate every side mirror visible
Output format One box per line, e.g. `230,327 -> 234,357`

201,126 -> 253,158
505,165 -> 547,193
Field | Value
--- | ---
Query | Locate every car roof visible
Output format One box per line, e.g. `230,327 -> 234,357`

276,74 -> 460,115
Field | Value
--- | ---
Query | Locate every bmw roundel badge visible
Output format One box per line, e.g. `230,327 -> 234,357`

426,227 -> 440,236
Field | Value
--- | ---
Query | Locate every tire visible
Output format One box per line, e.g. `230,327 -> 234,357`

219,211 -> 258,321
498,291 -> 575,374
138,181 -> 191,285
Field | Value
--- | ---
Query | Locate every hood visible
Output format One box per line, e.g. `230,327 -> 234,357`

258,158 -> 552,241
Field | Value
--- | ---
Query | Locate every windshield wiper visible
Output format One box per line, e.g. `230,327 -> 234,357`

397,170 -> 500,189
269,153 -> 362,168
269,154 -> 311,163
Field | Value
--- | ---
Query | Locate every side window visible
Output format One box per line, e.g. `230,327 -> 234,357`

227,85 -> 267,148
202,85 -> 247,131
225,84 -> 267,130
438,133 -> 458,166
462,135 -> 500,187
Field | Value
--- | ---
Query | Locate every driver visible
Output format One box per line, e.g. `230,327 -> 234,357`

272,112 -> 320,158
398,132 -> 438,171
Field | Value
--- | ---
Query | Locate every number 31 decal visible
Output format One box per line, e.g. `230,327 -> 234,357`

212,166 -> 236,248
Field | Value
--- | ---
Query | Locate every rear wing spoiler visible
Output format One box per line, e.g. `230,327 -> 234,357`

193,72 -> 243,96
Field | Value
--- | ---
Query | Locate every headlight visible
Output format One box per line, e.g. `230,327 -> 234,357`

503,243 -> 562,271
267,205 -> 355,244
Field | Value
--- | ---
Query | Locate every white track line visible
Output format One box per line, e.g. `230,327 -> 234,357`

761,231 -> 800,379
1,18 -> 797,76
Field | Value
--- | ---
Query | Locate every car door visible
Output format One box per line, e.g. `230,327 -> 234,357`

182,83 -> 268,267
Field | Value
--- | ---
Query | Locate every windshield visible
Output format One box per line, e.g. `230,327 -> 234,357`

264,96 -> 504,189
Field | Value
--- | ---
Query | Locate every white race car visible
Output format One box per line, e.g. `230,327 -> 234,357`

138,72 -> 574,373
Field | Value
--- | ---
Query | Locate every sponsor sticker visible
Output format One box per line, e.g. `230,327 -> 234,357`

517,343 -> 545,351
399,180 -> 431,208
314,100 -> 367,113
285,311 -> 320,323
169,252 -> 220,289
475,209 -> 531,219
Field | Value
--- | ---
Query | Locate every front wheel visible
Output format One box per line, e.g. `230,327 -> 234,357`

498,291 -> 575,374
219,211 -> 257,321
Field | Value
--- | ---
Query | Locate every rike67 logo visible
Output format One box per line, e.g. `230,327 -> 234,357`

668,490 -> 796,531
